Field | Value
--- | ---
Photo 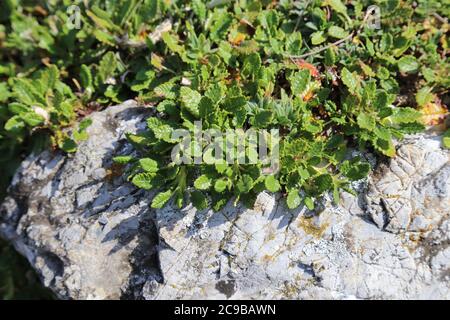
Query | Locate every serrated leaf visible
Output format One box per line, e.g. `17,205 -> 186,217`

39,65 -> 58,93
98,52 -> 118,84
180,87 -> 201,117
215,162 -> 228,174
87,7 -> 121,32
328,26 -> 348,39
242,53 -> 261,78
147,118 -> 174,142
236,175 -> 253,193
138,158 -> 158,173
357,112 -> 376,131
214,179 -> 228,193
325,0 -> 348,15
60,137 -> 77,153
265,175 -> 280,193
4,115 -> 25,132
341,159 -> 371,181
398,55 -> 418,73
312,174 -> 333,194
254,110 -> 273,128
13,79 -> 45,106
194,174 -> 212,190
132,172 -> 156,190
21,112 -> 44,127
311,31 -> 326,45
113,156 -> 133,164
287,189 -> 301,209
389,107 -> 422,124
415,87 -> 433,107
80,64 -> 93,90
151,190 -> 173,208
290,69 -> 311,94
341,68 -> 358,94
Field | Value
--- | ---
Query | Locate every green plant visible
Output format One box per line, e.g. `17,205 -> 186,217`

115,0 -> 447,211
0,0 -> 448,299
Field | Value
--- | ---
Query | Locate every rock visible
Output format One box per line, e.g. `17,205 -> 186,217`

366,135 -> 449,234
1,101 -> 449,300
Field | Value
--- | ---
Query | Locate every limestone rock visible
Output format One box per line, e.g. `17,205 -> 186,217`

1,101 -> 449,299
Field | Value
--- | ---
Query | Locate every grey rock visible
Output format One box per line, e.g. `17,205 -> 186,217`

0,101 -> 449,300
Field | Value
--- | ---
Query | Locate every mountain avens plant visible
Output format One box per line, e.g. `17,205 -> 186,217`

1,0 -> 449,208
0,0 -> 448,299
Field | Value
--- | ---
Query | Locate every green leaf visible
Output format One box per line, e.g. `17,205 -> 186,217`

290,69 -> 311,94
242,53 -> 261,78
138,158 -> 158,173
312,174 -> 333,194
8,103 -> 29,115
398,55 -> 418,73
151,190 -> 173,208
113,156 -> 134,164
311,31 -> 326,45
214,179 -> 228,193
304,197 -> 315,210
325,0 -> 347,15
415,87 -> 433,107
199,96 -> 215,118
254,110 -> 273,128
287,189 -> 301,209
194,174 -> 212,190
80,64 -> 93,90
60,138 -> 77,153
0,83 -> 10,103
357,113 -> 376,131
4,115 -> 25,132
13,79 -> 45,106
191,190 -> 208,210
39,65 -> 59,93
374,91 -> 389,109
374,127 -> 396,157
236,175 -> 254,193
265,175 -> 281,193
87,7 -> 121,32
132,172 -> 156,190
341,68 -> 358,94
79,118 -> 93,132
147,118 -> 174,142
98,52 -> 118,84
443,129 -> 450,149
328,26 -> 348,39
180,87 -> 201,117
341,159 -> 371,181
389,107 -> 422,124
324,47 -> 337,66
21,112 -> 44,127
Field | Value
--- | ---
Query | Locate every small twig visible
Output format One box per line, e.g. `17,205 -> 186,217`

431,12 -> 448,24
287,32 -> 354,59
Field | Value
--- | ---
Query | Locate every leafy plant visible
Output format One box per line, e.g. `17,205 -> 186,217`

0,0 -> 449,299
112,0 -> 447,211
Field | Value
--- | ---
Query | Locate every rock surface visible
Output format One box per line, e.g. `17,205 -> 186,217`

1,101 -> 449,300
